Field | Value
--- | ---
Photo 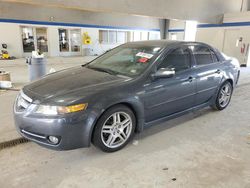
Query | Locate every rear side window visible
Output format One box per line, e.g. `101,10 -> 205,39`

158,48 -> 191,72
191,45 -> 216,66
211,51 -> 219,62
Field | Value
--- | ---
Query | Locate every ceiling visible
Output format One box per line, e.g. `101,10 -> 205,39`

1,0 -> 249,23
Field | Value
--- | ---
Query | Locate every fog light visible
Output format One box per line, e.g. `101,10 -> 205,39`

48,136 -> 59,144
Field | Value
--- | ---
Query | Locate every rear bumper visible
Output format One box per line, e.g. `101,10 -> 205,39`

14,109 -> 97,150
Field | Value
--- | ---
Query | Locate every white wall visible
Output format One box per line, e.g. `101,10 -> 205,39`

168,20 -> 185,41
196,12 -> 250,66
0,1 -> 161,58
169,20 -> 185,29
47,27 -> 60,57
0,22 -> 160,58
196,28 -> 225,51
167,13 -> 250,66
81,28 -> 120,56
223,27 -> 250,65
0,23 -> 23,57
0,2 -> 160,31
197,26 -> 250,66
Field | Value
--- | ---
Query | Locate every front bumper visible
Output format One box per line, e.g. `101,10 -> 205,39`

14,104 -> 98,150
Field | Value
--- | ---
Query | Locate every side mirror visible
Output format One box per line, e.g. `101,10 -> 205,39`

152,68 -> 175,79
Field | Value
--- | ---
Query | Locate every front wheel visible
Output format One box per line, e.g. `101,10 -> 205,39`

212,81 -> 233,110
92,105 -> 136,152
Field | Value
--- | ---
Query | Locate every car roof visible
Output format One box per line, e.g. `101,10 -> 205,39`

124,40 -> 224,60
125,40 -> 211,48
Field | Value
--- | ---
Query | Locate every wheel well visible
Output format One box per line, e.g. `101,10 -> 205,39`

90,102 -> 140,142
118,102 -> 140,131
226,79 -> 233,87
236,71 -> 240,85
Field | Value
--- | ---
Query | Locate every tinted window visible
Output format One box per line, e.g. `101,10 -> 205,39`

191,45 -> 214,66
158,48 -> 191,72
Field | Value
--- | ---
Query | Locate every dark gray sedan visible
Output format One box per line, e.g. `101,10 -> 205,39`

14,40 -> 240,152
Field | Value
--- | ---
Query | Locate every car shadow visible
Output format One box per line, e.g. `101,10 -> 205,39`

134,107 -> 215,141
44,107 -> 215,156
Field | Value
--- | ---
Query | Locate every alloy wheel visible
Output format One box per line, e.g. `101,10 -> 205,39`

101,112 -> 133,149
218,83 -> 232,108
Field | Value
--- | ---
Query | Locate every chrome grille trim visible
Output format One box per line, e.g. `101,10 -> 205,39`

21,129 -> 47,139
20,90 -> 33,103
16,90 -> 33,112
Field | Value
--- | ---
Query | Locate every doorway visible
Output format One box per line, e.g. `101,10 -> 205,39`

58,28 -> 81,56
21,26 -> 48,57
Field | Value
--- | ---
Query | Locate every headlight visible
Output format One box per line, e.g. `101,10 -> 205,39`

35,103 -> 88,115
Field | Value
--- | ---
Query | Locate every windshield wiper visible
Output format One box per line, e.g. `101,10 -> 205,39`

87,66 -> 118,75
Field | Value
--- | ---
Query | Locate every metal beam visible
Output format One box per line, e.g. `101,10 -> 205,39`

160,19 -> 170,39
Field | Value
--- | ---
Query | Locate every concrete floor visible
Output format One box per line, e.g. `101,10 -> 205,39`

0,57 -> 250,187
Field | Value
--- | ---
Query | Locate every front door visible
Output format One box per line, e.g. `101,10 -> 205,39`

144,47 -> 196,123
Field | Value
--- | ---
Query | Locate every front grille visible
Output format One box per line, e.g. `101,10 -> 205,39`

15,91 -> 32,112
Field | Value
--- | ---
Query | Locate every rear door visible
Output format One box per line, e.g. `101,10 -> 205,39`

190,45 -> 223,105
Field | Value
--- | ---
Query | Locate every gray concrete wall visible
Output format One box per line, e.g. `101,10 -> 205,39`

0,2 -> 160,30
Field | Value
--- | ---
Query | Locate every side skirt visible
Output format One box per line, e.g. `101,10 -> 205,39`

144,102 -> 210,128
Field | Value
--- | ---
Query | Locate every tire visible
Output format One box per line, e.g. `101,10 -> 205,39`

92,105 -> 136,152
211,81 -> 233,111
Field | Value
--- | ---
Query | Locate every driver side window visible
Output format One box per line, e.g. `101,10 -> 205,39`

158,48 -> 191,72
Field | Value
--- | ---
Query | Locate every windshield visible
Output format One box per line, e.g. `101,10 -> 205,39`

87,44 -> 162,77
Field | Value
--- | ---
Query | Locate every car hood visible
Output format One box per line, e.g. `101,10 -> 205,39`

24,66 -> 130,103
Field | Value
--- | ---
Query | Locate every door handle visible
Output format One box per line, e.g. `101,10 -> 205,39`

215,69 -> 221,74
188,76 -> 194,82
183,76 -> 194,82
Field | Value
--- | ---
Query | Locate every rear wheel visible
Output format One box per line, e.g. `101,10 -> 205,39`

93,105 -> 136,152
212,81 -> 233,110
